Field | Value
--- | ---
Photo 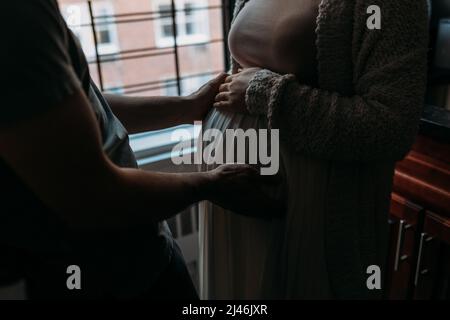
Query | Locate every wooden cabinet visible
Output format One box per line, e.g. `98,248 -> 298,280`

414,212 -> 450,299
386,194 -> 423,299
413,213 -> 441,299
385,134 -> 450,300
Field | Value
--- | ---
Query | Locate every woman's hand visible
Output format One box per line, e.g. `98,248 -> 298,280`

204,163 -> 285,219
188,73 -> 228,120
213,67 -> 262,113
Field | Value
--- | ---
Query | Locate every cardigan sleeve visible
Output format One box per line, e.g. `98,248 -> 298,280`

245,0 -> 429,162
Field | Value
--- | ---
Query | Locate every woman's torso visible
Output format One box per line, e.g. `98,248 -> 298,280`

200,0 -> 332,299
228,0 -> 321,85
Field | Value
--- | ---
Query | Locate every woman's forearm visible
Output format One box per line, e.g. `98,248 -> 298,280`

246,68 -> 425,162
244,1 -> 428,162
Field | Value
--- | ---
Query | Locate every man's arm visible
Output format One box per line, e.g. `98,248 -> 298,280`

105,74 -> 227,134
0,88 -> 282,231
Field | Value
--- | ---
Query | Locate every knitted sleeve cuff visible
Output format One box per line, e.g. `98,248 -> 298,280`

245,69 -> 296,128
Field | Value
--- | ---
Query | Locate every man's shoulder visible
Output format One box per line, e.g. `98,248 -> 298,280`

1,0 -> 62,28
3,0 -> 59,11
1,0 -> 67,48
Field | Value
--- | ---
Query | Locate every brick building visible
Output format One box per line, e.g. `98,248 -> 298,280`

58,0 -> 226,97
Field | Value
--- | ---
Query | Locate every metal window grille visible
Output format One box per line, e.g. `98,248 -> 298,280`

77,0 -> 234,95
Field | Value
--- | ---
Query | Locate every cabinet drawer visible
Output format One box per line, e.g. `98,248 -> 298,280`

413,212 -> 450,299
386,194 -> 423,299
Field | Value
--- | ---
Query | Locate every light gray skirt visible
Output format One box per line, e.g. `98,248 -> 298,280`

198,108 -> 332,299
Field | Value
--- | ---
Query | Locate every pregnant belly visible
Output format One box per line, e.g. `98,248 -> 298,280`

201,107 -> 285,200
201,109 -> 268,168
203,109 -> 266,132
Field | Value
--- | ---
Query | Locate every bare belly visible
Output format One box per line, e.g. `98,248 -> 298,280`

229,0 -> 320,85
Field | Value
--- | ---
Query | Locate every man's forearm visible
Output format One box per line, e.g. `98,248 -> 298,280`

64,162 -> 213,230
105,74 -> 226,134
105,94 -> 197,134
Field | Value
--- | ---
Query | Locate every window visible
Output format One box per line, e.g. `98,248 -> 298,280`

163,78 -> 179,96
96,8 -> 113,45
58,0 -> 226,152
106,85 -> 125,95
154,0 -> 210,47
64,4 -> 82,33
61,1 -> 119,57
159,4 -> 174,38
163,74 -> 211,96
92,4 -> 119,55
184,3 -> 197,35
181,74 -> 211,95
59,0 -> 225,97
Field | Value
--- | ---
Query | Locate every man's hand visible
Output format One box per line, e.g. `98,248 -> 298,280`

213,68 -> 262,113
204,164 -> 285,219
2,89 -> 273,230
188,73 -> 228,120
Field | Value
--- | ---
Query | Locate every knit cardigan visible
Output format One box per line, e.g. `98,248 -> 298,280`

231,0 -> 429,298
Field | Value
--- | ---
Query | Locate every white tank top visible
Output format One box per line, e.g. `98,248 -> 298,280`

228,0 -> 320,85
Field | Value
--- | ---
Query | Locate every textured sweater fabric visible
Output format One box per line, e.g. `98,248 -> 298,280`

231,0 -> 429,298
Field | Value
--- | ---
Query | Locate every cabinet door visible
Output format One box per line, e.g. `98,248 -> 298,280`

414,212 -> 450,300
385,193 -> 423,300
435,244 -> 450,300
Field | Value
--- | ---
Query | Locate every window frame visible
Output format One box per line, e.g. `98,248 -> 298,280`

61,0 -> 120,58
92,1 -> 120,55
153,0 -> 210,48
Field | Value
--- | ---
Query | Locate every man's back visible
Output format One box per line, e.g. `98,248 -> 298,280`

0,0 -> 173,298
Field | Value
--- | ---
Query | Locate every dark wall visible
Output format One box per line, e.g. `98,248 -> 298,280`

431,0 -> 450,28
428,1 -> 450,78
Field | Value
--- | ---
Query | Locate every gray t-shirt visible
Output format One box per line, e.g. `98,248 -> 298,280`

0,0 -> 173,298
